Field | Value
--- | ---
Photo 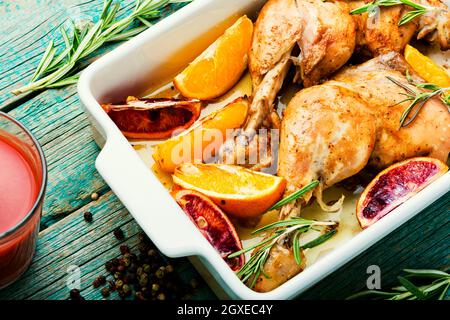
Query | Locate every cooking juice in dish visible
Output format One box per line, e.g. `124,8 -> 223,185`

0,133 -> 41,288
132,73 -> 363,266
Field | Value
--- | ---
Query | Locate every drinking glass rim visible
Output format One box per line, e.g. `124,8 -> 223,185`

0,111 -> 47,239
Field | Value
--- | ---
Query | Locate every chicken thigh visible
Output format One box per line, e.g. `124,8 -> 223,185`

253,52 -> 450,292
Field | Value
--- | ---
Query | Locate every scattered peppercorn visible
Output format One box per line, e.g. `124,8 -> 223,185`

120,244 -> 130,254
166,265 -> 174,273
152,283 -> 160,292
91,192 -> 99,200
143,264 -> 151,273
70,288 -> 82,300
83,211 -> 93,223
113,227 -> 124,240
92,278 -> 101,288
135,291 -> 145,300
157,293 -> 166,300
101,287 -> 110,298
93,230 -> 194,300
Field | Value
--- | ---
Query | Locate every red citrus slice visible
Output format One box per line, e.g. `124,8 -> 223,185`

172,189 -> 244,270
357,157 -> 448,229
102,97 -> 201,139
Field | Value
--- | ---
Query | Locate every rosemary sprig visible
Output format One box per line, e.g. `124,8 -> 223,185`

347,269 -> 450,300
228,217 -> 337,288
269,180 -> 319,211
387,73 -> 450,127
350,0 -> 430,26
12,0 -> 190,95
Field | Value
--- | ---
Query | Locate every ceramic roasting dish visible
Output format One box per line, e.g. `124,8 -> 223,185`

78,0 -> 450,299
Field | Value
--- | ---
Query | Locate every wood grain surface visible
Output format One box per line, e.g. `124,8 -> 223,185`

0,0 -> 448,300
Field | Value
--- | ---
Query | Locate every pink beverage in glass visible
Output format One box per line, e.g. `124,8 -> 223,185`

0,112 -> 46,289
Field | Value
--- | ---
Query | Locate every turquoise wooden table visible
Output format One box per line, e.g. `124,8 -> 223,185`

0,0 -> 448,300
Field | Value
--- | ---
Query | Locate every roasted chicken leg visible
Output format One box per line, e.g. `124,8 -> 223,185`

253,52 -> 450,292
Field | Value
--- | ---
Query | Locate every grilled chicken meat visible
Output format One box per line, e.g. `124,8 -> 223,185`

253,52 -> 450,292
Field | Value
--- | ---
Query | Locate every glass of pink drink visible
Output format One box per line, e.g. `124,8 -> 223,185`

0,112 -> 47,289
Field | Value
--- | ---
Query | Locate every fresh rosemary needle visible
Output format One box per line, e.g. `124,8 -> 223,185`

347,268 -> 450,300
228,217 -> 337,288
12,0 -> 190,95
387,73 -> 450,127
350,0 -> 431,26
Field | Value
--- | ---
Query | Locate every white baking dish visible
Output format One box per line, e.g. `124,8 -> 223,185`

78,0 -> 450,299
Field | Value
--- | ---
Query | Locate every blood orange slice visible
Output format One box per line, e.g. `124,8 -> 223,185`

173,189 -> 244,270
357,157 -> 448,229
102,97 -> 201,139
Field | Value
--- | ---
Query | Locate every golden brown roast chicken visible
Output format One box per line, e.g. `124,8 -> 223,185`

253,52 -> 450,292
350,0 -> 450,56
219,0 -> 450,163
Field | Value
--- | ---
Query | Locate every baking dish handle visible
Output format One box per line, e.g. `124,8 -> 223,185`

95,134 -> 206,258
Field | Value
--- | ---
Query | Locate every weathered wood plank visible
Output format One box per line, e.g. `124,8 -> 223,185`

0,0 -> 185,107
7,86 -> 108,228
0,191 -> 215,300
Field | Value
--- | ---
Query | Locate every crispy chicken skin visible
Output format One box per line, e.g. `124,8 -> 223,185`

348,0 -> 450,55
254,52 -> 450,292
219,0 -> 356,161
333,52 -> 450,167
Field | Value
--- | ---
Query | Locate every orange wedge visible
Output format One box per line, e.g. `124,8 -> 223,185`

152,97 -> 249,173
173,163 -> 286,218
173,16 -> 253,100
404,44 -> 450,88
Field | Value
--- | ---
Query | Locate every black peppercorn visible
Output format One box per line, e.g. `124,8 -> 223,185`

113,227 -> 124,240
155,267 -> 165,279
97,275 -> 106,285
123,284 -> 131,294
118,290 -> 127,299
135,291 -> 146,300
165,265 -> 174,273
101,287 -> 110,298
143,264 -> 151,273
70,288 -> 81,300
139,274 -> 148,287
105,261 -> 113,272
83,211 -> 93,223
152,283 -> 160,291
157,293 -> 166,300
92,279 -> 101,288
115,280 -> 123,289
120,244 -> 130,254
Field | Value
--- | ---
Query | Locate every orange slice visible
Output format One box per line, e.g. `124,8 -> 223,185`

173,16 -> 253,100
404,44 -> 450,88
173,163 -> 286,218
357,157 -> 448,229
152,97 -> 249,173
